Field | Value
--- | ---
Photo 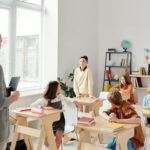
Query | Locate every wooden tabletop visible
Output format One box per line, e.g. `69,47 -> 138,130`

12,108 -> 64,118
74,116 -> 139,137
132,104 -> 143,111
132,105 -> 150,117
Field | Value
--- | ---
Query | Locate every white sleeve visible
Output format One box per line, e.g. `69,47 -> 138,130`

30,98 -> 48,108
59,94 -> 74,105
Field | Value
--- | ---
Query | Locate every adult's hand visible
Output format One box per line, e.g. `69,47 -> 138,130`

76,94 -> 81,98
9,91 -> 20,104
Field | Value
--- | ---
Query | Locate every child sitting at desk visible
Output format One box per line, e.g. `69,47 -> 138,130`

143,85 -> 150,127
30,81 -> 79,149
102,91 -> 144,150
109,74 -> 135,104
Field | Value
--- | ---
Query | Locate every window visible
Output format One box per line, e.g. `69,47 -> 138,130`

0,1 -> 43,90
0,8 -> 9,80
0,0 -> 59,96
16,7 -> 41,89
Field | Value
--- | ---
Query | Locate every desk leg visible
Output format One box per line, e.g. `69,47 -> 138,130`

77,130 -> 91,150
98,133 -> 103,144
37,126 -> 45,150
42,118 -> 57,150
10,117 -> 21,150
18,117 -> 34,150
92,104 -> 99,117
10,117 -> 34,150
116,128 -> 134,150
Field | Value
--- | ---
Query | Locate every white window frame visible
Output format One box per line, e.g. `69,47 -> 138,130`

0,0 -> 45,95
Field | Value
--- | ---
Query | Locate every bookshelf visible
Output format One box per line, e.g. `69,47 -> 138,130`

103,51 -> 132,90
130,74 -> 150,89
130,75 -> 150,78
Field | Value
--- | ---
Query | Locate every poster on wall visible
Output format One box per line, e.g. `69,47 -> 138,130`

144,49 -> 150,63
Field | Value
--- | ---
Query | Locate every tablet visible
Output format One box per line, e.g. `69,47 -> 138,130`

9,76 -> 20,91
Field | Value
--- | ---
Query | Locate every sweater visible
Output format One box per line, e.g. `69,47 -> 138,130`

73,67 -> 93,97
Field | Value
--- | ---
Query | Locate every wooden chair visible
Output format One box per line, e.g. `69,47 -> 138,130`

144,127 -> 150,150
80,142 -> 110,150
78,130 -> 110,150
63,102 -> 78,145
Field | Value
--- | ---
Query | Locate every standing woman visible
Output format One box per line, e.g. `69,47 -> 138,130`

109,74 -> 135,104
73,56 -> 93,112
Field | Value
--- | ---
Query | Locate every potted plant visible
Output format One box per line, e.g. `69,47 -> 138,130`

57,70 -> 75,98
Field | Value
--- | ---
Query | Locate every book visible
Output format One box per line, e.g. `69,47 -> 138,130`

78,117 -> 95,126
100,123 -> 124,132
106,70 -> 112,80
108,48 -> 116,52
142,67 -> 146,75
142,107 -> 150,114
140,67 -> 147,75
90,98 -> 99,101
136,77 -> 143,87
143,107 -> 150,111
20,108 -> 31,112
31,107 -> 44,114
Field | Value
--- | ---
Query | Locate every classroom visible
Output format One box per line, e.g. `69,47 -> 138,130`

0,0 -> 150,150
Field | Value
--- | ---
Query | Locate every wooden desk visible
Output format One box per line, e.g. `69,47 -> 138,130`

74,116 -> 139,150
132,104 -> 150,117
10,108 -> 63,150
132,104 -> 143,111
74,97 -> 104,117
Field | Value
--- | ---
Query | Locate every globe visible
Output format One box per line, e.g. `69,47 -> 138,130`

121,40 -> 130,52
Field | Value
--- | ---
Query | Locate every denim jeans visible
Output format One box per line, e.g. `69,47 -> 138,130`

104,138 -> 137,150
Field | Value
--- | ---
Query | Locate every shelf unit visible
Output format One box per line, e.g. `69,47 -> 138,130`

130,75 -> 150,78
103,51 -> 132,90
130,74 -> 150,89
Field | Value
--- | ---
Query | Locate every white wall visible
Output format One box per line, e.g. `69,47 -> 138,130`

43,0 -> 58,86
58,0 -> 99,96
98,0 -> 150,103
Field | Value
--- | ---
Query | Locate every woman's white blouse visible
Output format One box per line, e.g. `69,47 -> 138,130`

30,94 -> 74,108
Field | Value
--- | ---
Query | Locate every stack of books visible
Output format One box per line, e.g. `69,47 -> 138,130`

78,117 -> 95,126
100,123 -> 124,132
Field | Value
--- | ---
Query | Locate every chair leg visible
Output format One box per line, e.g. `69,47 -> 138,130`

63,134 -> 71,145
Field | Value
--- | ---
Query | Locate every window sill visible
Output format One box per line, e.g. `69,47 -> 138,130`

19,87 -> 44,98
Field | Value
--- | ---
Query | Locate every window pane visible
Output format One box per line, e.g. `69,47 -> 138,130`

17,0 -> 41,5
16,7 -> 41,89
0,8 -> 9,81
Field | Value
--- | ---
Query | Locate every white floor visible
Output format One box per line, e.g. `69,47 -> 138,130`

32,135 -> 113,150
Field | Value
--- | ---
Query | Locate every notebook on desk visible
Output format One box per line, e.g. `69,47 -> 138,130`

100,123 -> 124,132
